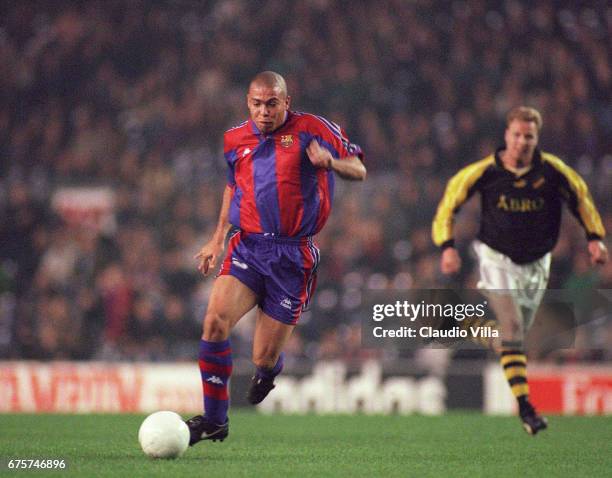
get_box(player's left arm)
[306,140,366,180]
[546,155,608,265]
[307,116,366,180]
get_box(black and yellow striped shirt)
[432,148,605,264]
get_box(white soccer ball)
[138,411,190,459]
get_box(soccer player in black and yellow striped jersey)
[432,106,608,435]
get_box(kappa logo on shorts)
[280,298,293,310]
[231,258,248,270]
[242,148,251,157]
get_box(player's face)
[504,120,539,167]
[247,84,290,134]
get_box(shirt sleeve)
[545,155,605,240]
[311,115,364,161]
[223,135,237,187]
[432,157,493,248]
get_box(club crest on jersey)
[513,179,527,188]
[280,135,294,148]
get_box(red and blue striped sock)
[198,339,232,425]
[256,352,284,381]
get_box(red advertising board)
[530,370,612,415]
[0,362,201,413]
[485,364,612,415]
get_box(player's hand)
[307,139,333,169]
[195,240,225,276]
[440,247,461,275]
[588,240,609,265]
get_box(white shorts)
[472,240,551,329]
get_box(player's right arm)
[195,185,234,276]
[196,127,243,275]
[432,156,493,274]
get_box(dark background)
[1,0,611,365]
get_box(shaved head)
[247,71,290,133]
[249,71,288,98]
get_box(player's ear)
[285,95,291,109]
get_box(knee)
[203,312,230,341]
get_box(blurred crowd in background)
[1,0,611,364]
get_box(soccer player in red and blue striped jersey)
[186,71,366,445]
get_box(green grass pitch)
[1,412,611,477]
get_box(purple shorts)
[218,231,320,325]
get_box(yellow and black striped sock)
[500,342,529,409]
[459,317,498,349]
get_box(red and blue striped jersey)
[224,111,363,237]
